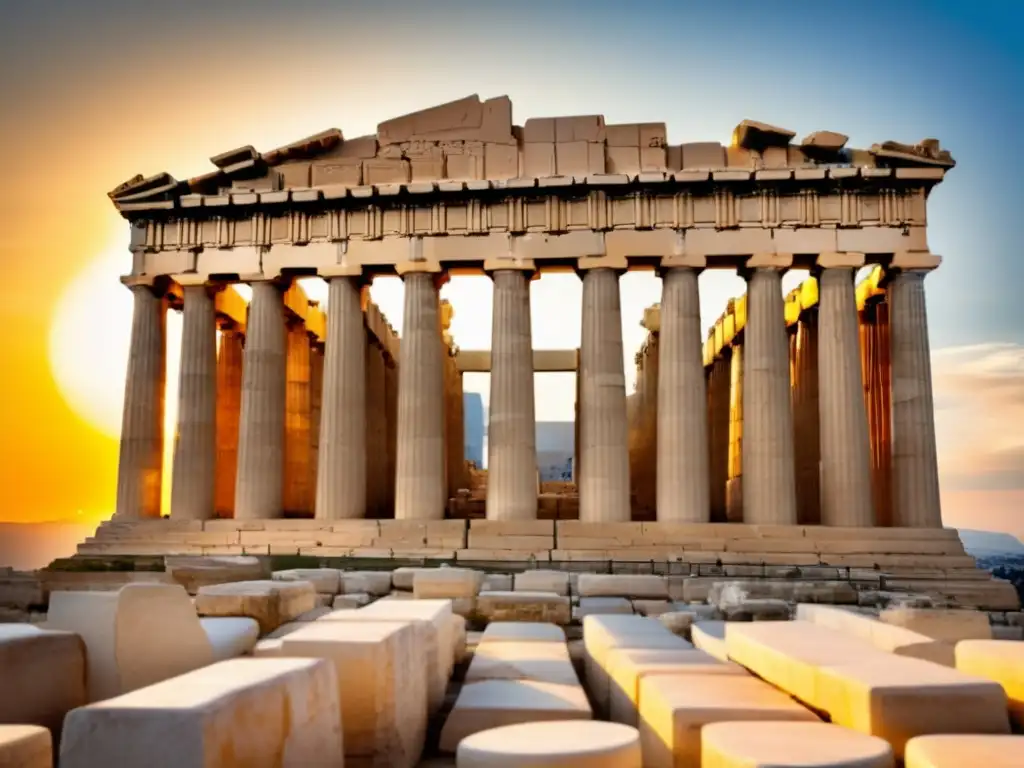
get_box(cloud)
[932,342,1024,491]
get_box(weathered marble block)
[412,568,483,599]
[955,639,1024,730]
[577,574,668,600]
[903,734,1024,768]
[164,555,267,595]
[195,580,316,634]
[480,622,566,645]
[439,680,592,753]
[0,626,85,745]
[690,620,729,662]
[577,597,633,619]
[272,620,428,768]
[475,591,571,625]
[456,720,642,768]
[0,725,52,768]
[514,570,570,596]
[701,721,894,768]
[638,673,818,767]
[59,658,343,768]
[272,568,341,595]
[332,592,371,609]
[880,607,992,643]
[466,641,579,686]
[341,571,393,596]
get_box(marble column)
[486,268,538,520]
[394,271,447,520]
[637,337,659,516]
[791,313,821,525]
[573,364,581,484]
[384,356,398,513]
[308,343,324,507]
[889,269,942,528]
[283,321,313,515]
[315,276,366,520]
[707,350,731,523]
[170,285,217,520]
[861,301,894,527]
[817,262,875,526]
[657,266,709,522]
[365,339,387,517]
[579,267,630,522]
[115,283,167,519]
[234,281,286,520]
[215,327,243,518]
[452,370,466,491]
[741,266,798,525]
[725,342,744,522]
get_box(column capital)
[738,252,792,280]
[317,264,369,281]
[482,258,537,277]
[120,273,172,297]
[888,251,942,273]
[814,251,866,271]
[575,254,628,276]
[656,253,706,276]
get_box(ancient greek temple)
[104,94,952,533]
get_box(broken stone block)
[801,130,849,153]
[681,142,726,169]
[0,725,51,768]
[476,591,571,625]
[480,622,566,645]
[522,118,555,143]
[272,568,341,595]
[555,115,606,143]
[638,672,817,766]
[0,626,86,747]
[632,600,672,617]
[721,598,791,622]
[438,680,592,753]
[522,143,556,177]
[732,119,796,150]
[293,607,333,622]
[577,575,668,600]
[455,720,641,767]
[482,573,513,592]
[955,640,1024,730]
[484,143,518,180]
[336,134,378,158]
[466,640,579,686]
[758,146,789,169]
[332,593,371,609]
[666,145,682,171]
[412,567,483,600]
[378,94,483,145]
[640,146,667,172]
[903,734,1024,768]
[879,607,992,643]
[639,123,667,148]
[577,597,633,619]
[701,721,894,768]
[195,580,316,634]
[275,621,428,767]
[391,567,428,591]
[726,145,757,168]
[606,146,641,175]
[451,613,468,665]
[164,556,267,595]
[514,570,569,596]
[992,625,1024,640]
[59,657,344,768]
[690,620,729,662]
[658,611,696,638]
[607,647,746,727]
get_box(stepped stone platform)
[61,519,1019,612]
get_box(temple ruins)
[1,95,1022,768]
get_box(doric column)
[308,342,324,506]
[861,300,894,527]
[741,257,798,525]
[315,275,366,520]
[283,320,313,515]
[573,361,581,484]
[657,266,710,523]
[578,265,630,522]
[817,254,875,526]
[453,370,466,491]
[725,341,744,522]
[170,284,218,520]
[365,338,387,516]
[636,331,659,516]
[888,254,943,528]
[707,350,731,523]
[234,280,287,520]
[384,354,398,512]
[115,282,167,519]
[394,270,447,520]
[486,268,538,520]
[215,327,243,518]
[791,311,821,525]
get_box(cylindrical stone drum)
[456,720,642,767]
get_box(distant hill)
[0,522,97,571]
[957,528,1024,557]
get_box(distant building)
[536,421,574,481]
[463,392,484,466]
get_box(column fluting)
[214,328,243,518]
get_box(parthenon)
[89,92,957,551]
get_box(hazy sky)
[1,0,1021,535]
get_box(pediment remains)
[108,94,956,210]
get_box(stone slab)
[59,657,343,768]
[903,734,1024,768]
[701,721,894,768]
[880,607,992,643]
[955,639,1024,730]
[272,568,341,595]
[438,680,592,753]
[514,570,570,596]
[412,568,483,599]
[195,580,317,634]
[606,647,747,727]
[480,622,566,645]
[0,725,51,768]
[637,672,818,767]
[332,592,371,609]
[466,641,579,686]
[690,620,729,662]
[0,626,86,744]
[274,620,427,767]
[577,597,634,619]
[164,555,267,594]
[476,591,571,625]
[342,571,393,596]
[455,720,642,767]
